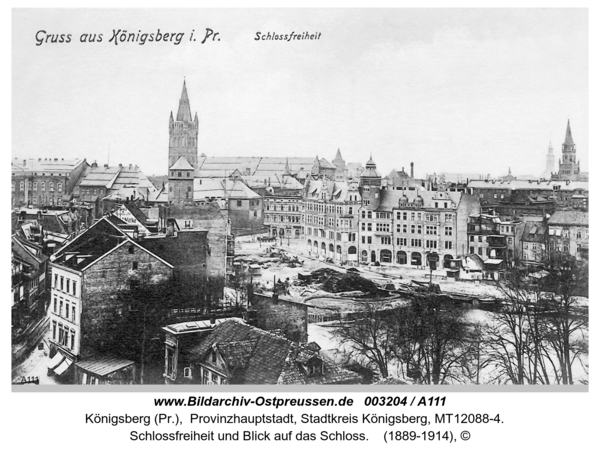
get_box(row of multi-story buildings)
[12,79,589,386]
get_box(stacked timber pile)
[311,268,379,295]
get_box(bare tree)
[333,302,396,378]
[395,296,474,385]
[484,253,588,385]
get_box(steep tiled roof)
[521,221,547,243]
[548,210,588,226]
[188,320,361,385]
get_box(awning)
[47,352,65,370]
[53,357,73,376]
[484,259,504,265]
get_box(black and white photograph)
[11,8,589,388]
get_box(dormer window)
[305,361,324,376]
[183,367,192,379]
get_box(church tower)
[542,142,554,179]
[332,148,347,181]
[556,120,580,180]
[168,80,198,204]
[359,155,382,210]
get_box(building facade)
[48,217,174,380]
[11,158,88,209]
[547,210,589,261]
[304,178,361,263]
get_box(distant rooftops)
[468,179,588,191]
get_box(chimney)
[119,163,123,169]
[129,164,132,169]
[23,159,26,166]
[104,164,109,168]
[410,162,414,178]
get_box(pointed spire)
[366,153,376,167]
[176,79,192,122]
[284,158,291,175]
[169,111,174,122]
[564,119,574,146]
[334,148,343,160]
[508,167,512,175]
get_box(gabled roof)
[188,320,360,385]
[169,157,194,171]
[53,216,173,271]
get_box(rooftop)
[188,319,361,385]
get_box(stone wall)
[250,293,307,343]
[80,243,172,357]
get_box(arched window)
[397,251,407,265]
[444,254,453,269]
[411,252,422,266]
[380,249,392,263]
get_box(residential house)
[547,210,589,261]
[520,221,547,263]
[47,217,174,381]
[183,319,362,385]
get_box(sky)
[12,8,588,178]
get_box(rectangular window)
[445,226,453,236]
[71,331,75,350]
[367,237,372,244]
[403,212,407,220]
[59,300,63,317]
[132,261,138,270]
[52,321,57,340]
[72,281,77,296]
[381,237,391,245]
[60,277,64,291]
[66,279,70,293]
[53,298,57,313]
